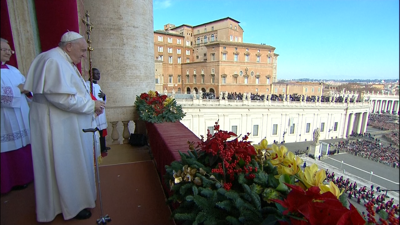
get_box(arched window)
[209,88,215,93]
[186,87,191,94]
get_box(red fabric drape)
[0,0,18,67]
[34,0,82,71]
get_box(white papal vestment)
[24,47,98,222]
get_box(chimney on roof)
[164,23,176,31]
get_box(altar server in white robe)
[24,31,105,222]
[0,38,34,194]
[86,67,109,153]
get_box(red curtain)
[0,0,18,67]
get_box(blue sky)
[153,0,399,80]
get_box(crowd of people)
[334,139,399,168]
[368,114,399,131]
[325,170,399,217]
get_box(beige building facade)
[154,17,279,97]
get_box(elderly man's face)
[66,38,88,65]
[1,41,13,63]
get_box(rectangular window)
[186,40,190,46]
[334,122,338,131]
[168,37,172,43]
[222,53,227,61]
[158,36,163,41]
[168,75,173,83]
[253,125,259,136]
[177,49,181,54]
[268,57,271,63]
[230,35,233,41]
[168,48,173,53]
[211,53,215,61]
[211,76,215,83]
[274,88,277,93]
[232,125,238,134]
[244,77,248,84]
[177,39,182,44]
[157,55,163,61]
[168,56,173,64]
[290,123,295,134]
[222,77,226,84]
[177,75,181,83]
[257,56,260,62]
[186,58,190,63]
[272,124,278,135]
[245,55,249,62]
[321,122,325,132]
[177,57,181,64]
[155,78,159,84]
[186,75,189,83]
[235,36,238,42]
[186,50,190,55]
[234,55,238,62]
[158,46,163,52]
[306,123,311,133]
[256,77,259,84]
[201,76,204,84]
[193,75,196,84]
[282,88,285,93]
[207,126,214,134]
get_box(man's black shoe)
[12,184,28,191]
[74,209,91,220]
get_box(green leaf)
[378,208,389,220]
[279,174,292,185]
[186,195,194,201]
[226,216,241,225]
[193,194,210,210]
[237,173,246,184]
[195,211,207,224]
[216,200,232,211]
[192,185,199,195]
[254,172,268,184]
[276,182,288,192]
[338,192,349,209]
[199,187,214,197]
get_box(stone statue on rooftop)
[313,128,320,145]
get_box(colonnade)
[345,111,369,137]
[370,99,399,114]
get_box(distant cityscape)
[281,78,399,83]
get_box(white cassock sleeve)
[1,85,22,108]
[43,93,94,114]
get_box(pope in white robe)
[24,32,104,222]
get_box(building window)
[223,46,226,50]
[211,34,214,41]
[312,88,314,93]
[207,126,214,134]
[193,75,196,84]
[234,55,238,62]
[168,75,173,83]
[211,53,215,61]
[253,125,259,136]
[158,46,163,52]
[211,26,214,31]
[158,36,163,41]
[245,55,249,62]
[290,123,295,134]
[321,122,325,132]
[235,36,238,42]
[274,88,277,93]
[211,76,215,83]
[177,57,181,64]
[257,56,260,62]
[244,77,248,84]
[177,49,181,54]
[168,48,172,53]
[186,50,190,55]
[177,75,181,83]
[256,77,259,84]
[204,36,208,43]
[177,39,182,44]
[305,88,308,92]
[186,40,190,46]
[306,123,311,133]
[268,57,271,63]
[334,122,338,131]
[168,37,172,43]
[232,125,237,134]
[201,76,204,83]
[196,37,200,44]
[186,75,189,83]
[155,78,159,84]
[222,53,227,61]
[157,55,163,61]
[168,56,173,64]
[267,78,270,84]
[222,77,226,84]
[230,35,233,41]
[282,88,285,93]
[186,58,190,63]
[234,77,238,84]
[272,124,278,135]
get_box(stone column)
[396,101,399,115]
[356,113,362,134]
[347,113,354,137]
[83,0,154,127]
[362,112,369,134]
[377,100,381,114]
[389,100,394,114]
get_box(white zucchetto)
[60,31,83,42]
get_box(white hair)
[58,38,84,48]
[1,38,9,43]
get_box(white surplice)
[24,47,98,222]
[1,64,30,152]
[86,81,108,130]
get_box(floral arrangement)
[134,90,185,123]
[164,121,384,225]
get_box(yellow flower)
[268,144,287,165]
[298,163,326,188]
[148,90,156,98]
[320,181,344,199]
[163,97,173,106]
[277,152,302,176]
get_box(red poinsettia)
[272,183,365,225]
